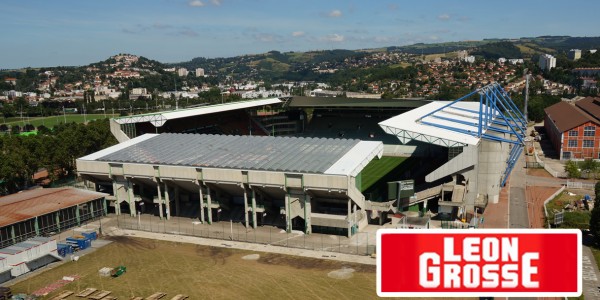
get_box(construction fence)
[111,213,377,256]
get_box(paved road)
[582,246,600,300]
[510,152,530,229]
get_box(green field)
[9,237,378,299]
[359,156,407,192]
[1,114,117,128]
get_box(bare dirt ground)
[526,168,554,178]
[526,186,561,229]
[10,236,383,299]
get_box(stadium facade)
[77,84,526,235]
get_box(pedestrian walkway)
[103,226,377,265]
[481,178,510,229]
[582,246,600,299]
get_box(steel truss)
[416,82,526,186]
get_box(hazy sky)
[2,0,599,69]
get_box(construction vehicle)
[110,266,126,278]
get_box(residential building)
[590,49,597,54]
[544,97,600,160]
[131,88,147,95]
[177,68,189,77]
[539,54,556,71]
[462,56,476,63]
[5,90,22,98]
[196,68,205,77]
[568,49,582,61]
[3,78,16,85]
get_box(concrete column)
[251,189,257,229]
[11,226,16,243]
[206,186,213,224]
[353,203,357,228]
[127,180,136,217]
[55,212,61,231]
[175,185,180,217]
[198,184,205,223]
[75,204,81,226]
[347,199,352,237]
[243,187,249,228]
[34,217,40,236]
[285,192,290,233]
[103,197,108,215]
[157,182,163,220]
[113,181,121,216]
[164,182,171,220]
[304,193,311,234]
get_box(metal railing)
[566,180,596,190]
[112,214,376,256]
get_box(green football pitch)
[359,156,408,192]
[1,114,117,128]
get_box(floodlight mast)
[524,71,530,123]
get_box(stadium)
[76,82,526,237]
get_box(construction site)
[0,82,526,299]
[77,82,526,234]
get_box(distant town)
[1,37,599,126]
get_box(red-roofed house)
[544,97,600,160]
[3,78,16,85]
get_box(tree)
[581,159,599,179]
[590,202,600,246]
[564,160,581,178]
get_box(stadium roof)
[0,188,106,227]
[289,96,429,108]
[81,133,383,177]
[379,101,496,147]
[114,98,282,127]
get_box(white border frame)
[376,228,582,298]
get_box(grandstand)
[79,84,525,234]
[77,133,382,236]
[110,98,282,142]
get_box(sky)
[1,0,599,69]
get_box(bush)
[560,211,590,230]
[591,204,600,246]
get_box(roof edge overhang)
[113,98,283,127]
[324,141,384,177]
[79,134,159,161]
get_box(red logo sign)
[377,229,581,297]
